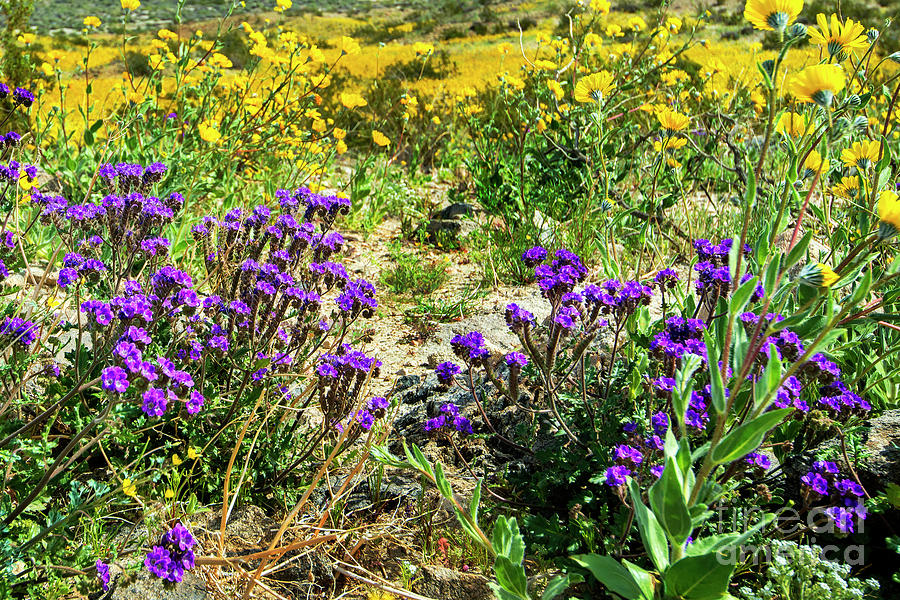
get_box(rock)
[782,409,900,497]
[2,266,58,290]
[415,565,495,600]
[856,409,900,487]
[267,548,334,596]
[106,568,209,600]
[415,202,479,245]
[204,504,278,551]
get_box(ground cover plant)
[1,0,900,598]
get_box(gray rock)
[415,565,495,600]
[106,568,208,600]
[415,202,479,245]
[856,409,900,486]
[204,504,278,551]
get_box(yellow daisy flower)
[656,107,690,132]
[877,190,900,238]
[788,64,845,107]
[340,92,367,109]
[832,175,863,199]
[574,71,614,104]
[797,263,840,288]
[83,16,102,28]
[372,130,390,147]
[775,112,808,138]
[802,150,829,177]
[121,0,140,10]
[743,0,803,32]
[841,140,881,170]
[198,122,222,144]
[808,13,867,58]
[122,478,137,497]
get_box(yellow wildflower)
[789,64,845,107]
[372,130,391,147]
[590,0,610,15]
[172,454,183,466]
[122,478,137,497]
[574,71,615,103]
[808,13,867,58]
[340,92,367,109]
[83,16,102,28]
[743,0,803,32]
[877,190,900,238]
[121,0,140,10]
[340,36,360,55]
[775,112,808,138]
[841,140,881,170]
[414,42,434,57]
[547,80,564,101]
[17,33,34,45]
[657,107,690,132]
[275,0,291,11]
[187,447,200,460]
[198,121,222,144]
[165,488,175,500]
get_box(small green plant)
[381,242,449,297]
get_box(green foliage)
[381,241,449,297]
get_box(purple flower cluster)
[275,187,351,226]
[650,316,706,365]
[98,162,168,194]
[739,312,870,419]
[589,279,653,323]
[316,344,382,421]
[424,402,473,435]
[603,421,666,488]
[354,396,389,431]
[801,461,866,533]
[450,331,490,364]
[101,337,202,417]
[504,303,535,333]
[0,316,38,348]
[145,523,196,582]
[0,159,37,184]
[524,247,588,300]
[435,361,462,385]
[95,559,111,591]
[58,252,107,288]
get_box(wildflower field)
[2,0,900,597]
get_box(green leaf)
[729,275,759,317]
[494,555,529,599]
[753,344,782,409]
[541,574,582,600]
[573,554,645,600]
[622,560,656,600]
[686,513,775,557]
[649,457,692,545]
[492,516,525,565]
[470,479,482,524]
[434,461,454,501]
[664,552,734,600]
[703,330,726,415]
[710,409,792,465]
[784,232,812,271]
[628,479,669,571]
[673,354,702,431]
[846,268,872,307]
[369,445,410,469]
